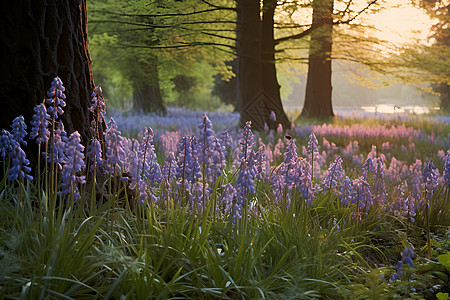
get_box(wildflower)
[0,129,13,158]
[219,130,233,157]
[362,158,374,180]
[208,137,226,183]
[8,142,33,182]
[307,132,319,180]
[390,245,415,281]
[197,114,216,166]
[30,104,51,144]
[322,156,344,192]
[238,121,255,161]
[221,183,240,218]
[235,159,256,204]
[162,152,177,181]
[351,176,373,212]
[270,111,276,122]
[372,158,386,206]
[11,116,28,146]
[47,121,68,168]
[86,138,102,170]
[339,176,353,206]
[443,150,450,187]
[89,85,106,138]
[296,158,314,205]
[46,77,66,119]
[422,160,439,202]
[104,117,126,174]
[60,131,86,199]
[254,145,269,180]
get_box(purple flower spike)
[87,138,102,170]
[8,142,33,182]
[270,111,276,122]
[422,160,439,203]
[443,150,450,186]
[197,114,216,166]
[362,158,374,180]
[372,158,386,206]
[46,77,66,119]
[351,176,373,211]
[235,159,256,205]
[104,117,126,174]
[89,85,106,137]
[30,104,51,144]
[0,129,13,158]
[239,121,255,161]
[11,116,28,146]
[60,131,86,199]
[339,176,353,206]
[47,121,68,168]
[162,152,177,181]
[322,156,344,192]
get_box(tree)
[301,0,334,118]
[0,0,94,143]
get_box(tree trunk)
[236,0,291,131]
[261,0,291,130]
[0,0,94,143]
[132,57,166,114]
[300,0,334,119]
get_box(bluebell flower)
[8,142,33,182]
[339,176,353,206]
[104,117,126,174]
[46,77,66,119]
[47,121,68,169]
[254,145,269,180]
[60,131,86,199]
[162,152,177,181]
[351,176,373,211]
[87,138,102,170]
[0,129,13,158]
[235,159,256,205]
[208,137,226,183]
[196,114,216,167]
[221,183,241,219]
[89,85,106,138]
[372,158,386,206]
[11,116,28,146]
[390,245,415,281]
[362,158,374,180]
[295,157,314,205]
[30,104,51,144]
[219,130,233,157]
[238,121,255,161]
[443,150,450,187]
[322,156,344,192]
[422,160,439,204]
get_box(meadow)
[0,78,449,299]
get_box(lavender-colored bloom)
[351,176,373,211]
[47,121,68,168]
[11,116,27,146]
[197,114,216,166]
[219,130,233,157]
[0,129,13,158]
[104,117,126,174]
[60,131,86,199]
[270,111,276,122]
[372,158,386,206]
[422,160,439,204]
[46,77,66,119]
[444,150,450,186]
[208,137,226,182]
[191,181,206,210]
[221,183,241,218]
[296,158,314,205]
[239,121,255,161]
[390,245,415,281]
[8,142,33,182]
[30,104,51,144]
[162,152,177,181]
[89,85,106,137]
[362,158,374,180]
[339,176,353,206]
[306,132,319,158]
[235,159,256,204]
[254,144,269,180]
[87,138,102,170]
[322,156,344,192]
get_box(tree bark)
[132,57,166,114]
[300,0,335,119]
[0,0,94,143]
[236,0,291,131]
[261,0,291,130]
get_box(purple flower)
[362,158,374,180]
[0,129,13,158]
[60,131,85,199]
[444,150,450,186]
[270,111,276,122]
[339,176,353,206]
[221,183,240,219]
[8,142,33,182]
[235,159,256,205]
[30,104,51,144]
[11,116,28,146]
[104,117,126,174]
[46,77,66,119]
[238,121,255,161]
[254,145,269,180]
[90,85,106,138]
[162,152,177,181]
[47,121,68,168]
[295,158,314,205]
[372,158,386,206]
[87,138,102,170]
[322,156,344,192]
[390,245,415,281]
[208,137,226,183]
[351,176,373,211]
[196,114,216,166]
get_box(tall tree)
[301,0,334,118]
[0,0,94,142]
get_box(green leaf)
[437,252,450,272]
[436,292,449,300]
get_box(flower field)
[1,78,449,299]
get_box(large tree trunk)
[300,0,334,119]
[132,57,166,114]
[236,0,265,130]
[0,0,94,143]
[261,0,291,130]
[236,0,291,131]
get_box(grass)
[1,111,450,299]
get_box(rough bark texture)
[300,0,335,119]
[236,0,291,131]
[0,0,94,143]
[261,0,291,130]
